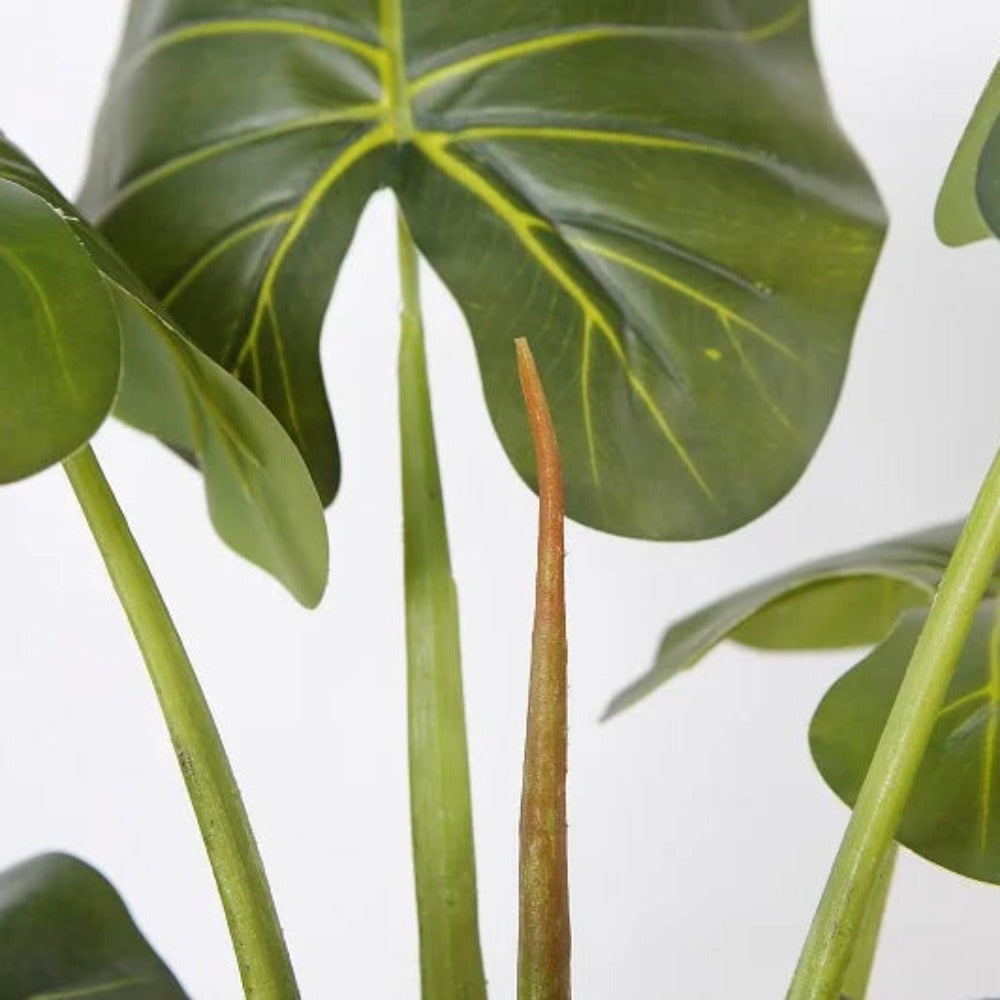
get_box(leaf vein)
[570,236,802,364]
[233,123,394,369]
[100,105,385,219]
[416,135,715,502]
[129,17,384,69]
[409,5,805,95]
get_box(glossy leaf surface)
[606,523,960,716]
[0,853,188,999]
[811,603,1000,884]
[1,135,327,605]
[936,61,1000,244]
[82,0,885,539]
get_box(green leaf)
[605,522,960,717]
[0,134,328,606]
[0,180,120,483]
[978,107,1000,237]
[810,602,1000,885]
[80,0,885,540]
[935,61,1000,245]
[0,853,188,999]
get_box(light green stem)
[397,210,487,1000]
[63,445,298,1000]
[788,444,1000,999]
[838,845,896,1000]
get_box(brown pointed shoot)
[515,337,570,1000]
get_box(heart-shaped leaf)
[81,0,885,539]
[936,61,1000,244]
[605,522,962,716]
[1,134,328,606]
[0,852,188,999]
[810,602,1000,884]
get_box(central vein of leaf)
[380,0,413,142]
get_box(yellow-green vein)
[581,317,599,484]
[161,210,295,308]
[719,315,794,430]
[745,2,806,41]
[268,299,306,449]
[438,124,785,175]
[980,610,1000,855]
[416,134,715,501]
[234,123,394,369]
[133,17,385,68]
[571,236,803,364]
[409,5,805,97]
[100,105,385,219]
[378,0,414,140]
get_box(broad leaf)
[0,852,188,998]
[0,179,120,482]
[936,61,1000,245]
[605,523,961,716]
[811,603,1000,884]
[1,135,328,606]
[81,0,885,539]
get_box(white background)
[1,2,999,997]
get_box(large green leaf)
[605,522,962,716]
[810,603,1000,884]
[936,61,1000,245]
[81,0,885,539]
[0,179,120,483]
[0,853,188,998]
[0,134,328,606]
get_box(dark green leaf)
[978,109,1000,237]
[605,523,961,717]
[810,602,1000,884]
[935,61,1000,245]
[81,0,885,539]
[0,853,188,999]
[0,180,120,483]
[0,135,328,606]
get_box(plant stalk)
[515,339,571,1000]
[396,209,487,1000]
[838,845,896,1000]
[788,444,1000,999]
[63,444,298,1000]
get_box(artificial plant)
[0,133,331,995]
[1,0,923,996]
[608,58,1000,998]
[75,1,884,991]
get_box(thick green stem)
[63,445,298,1000]
[397,210,487,1000]
[788,444,1000,999]
[838,845,896,1000]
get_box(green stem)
[397,209,487,1000]
[788,444,1000,1000]
[838,845,896,1000]
[63,445,298,1000]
